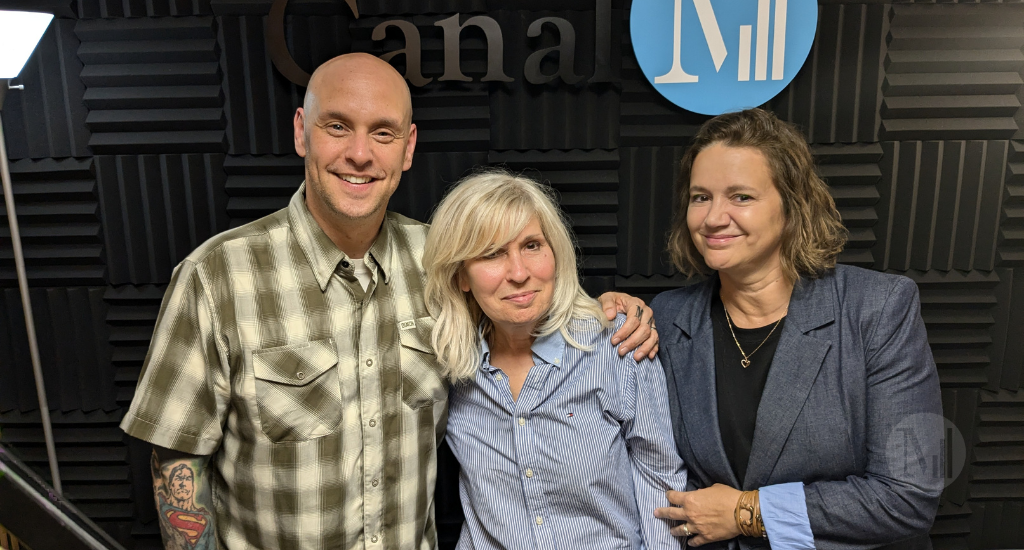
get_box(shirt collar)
[287,182,393,291]
[366,216,393,284]
[478,328,567,371]
[531,330,566,367]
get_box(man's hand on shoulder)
[151,446,217,550]
[597,292,658,360]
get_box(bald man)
[122,54,656,550]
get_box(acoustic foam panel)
[882,5,1024,141]
[390,151,489,222]
[78,0,214,17]
[76,16,226,153]
[223,154,304,225]
[0,158,103,287]
[1000,141,1024,265]
[617,145,682,278]
[875,141,1006,273]
[814,143,884,267]
[103,284,163,406]
[0,287,114,414]
[769,3,886,144]
[95,154,228,285]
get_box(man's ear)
[294,107,307,157]
[402,123,417,171]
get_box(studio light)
[0,8,62,495]
[0,10,54,79]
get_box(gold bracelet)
[734,490,767,538]
[733,493,746,535]
[734,491,756,537]
[753,490,766,539]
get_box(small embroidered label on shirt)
[399,320,416,330]
[566,412,574,418]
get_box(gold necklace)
[722,304,783,368]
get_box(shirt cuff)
[759,482,815,550]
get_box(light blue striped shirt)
[446,315,688,550]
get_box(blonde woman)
[423,170,687,550]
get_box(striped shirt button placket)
[516,367,556,549]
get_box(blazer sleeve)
[802,276,944,548]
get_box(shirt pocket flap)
[398,316,436,355]
[252,338,338,387]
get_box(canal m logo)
[630,0,817,115]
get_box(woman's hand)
[597,292,658,360]
[654,483,743,546]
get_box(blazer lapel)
[665,279,740,489]
[743,276,835,490]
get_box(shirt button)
[366,359,373,367]
[518,417,526,426]
[342,261,350,269]
[495,374,502,381]
[371,479,379,487]
[525,468,533,478]
[296,371,305,380]
[368,419,376,427]
[371,535,378,543]
[536,516,543,525]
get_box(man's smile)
[339,173,376,184]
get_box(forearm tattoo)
[150,449,216,550]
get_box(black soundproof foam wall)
[0,1,1021,548]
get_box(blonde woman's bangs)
[472,200,534,259]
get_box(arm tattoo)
[151,449,216,550]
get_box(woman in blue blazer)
[650,109,944,550]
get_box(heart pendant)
[740,358,751,368]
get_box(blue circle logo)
[630,0,818,115]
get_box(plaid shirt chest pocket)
[398,316,446,409]
[250,338,343,442]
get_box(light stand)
[0,9,62,496]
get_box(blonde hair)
[423,169,607,382]
[668,108,847,281]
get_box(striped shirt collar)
[479,327,567,370]
[288,182,393,291]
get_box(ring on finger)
[682,523,691,537]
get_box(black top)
[711,291,786,486]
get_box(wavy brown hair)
[667,108,847,281]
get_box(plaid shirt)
[121,184,447,550]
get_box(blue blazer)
[651,265,943,550]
